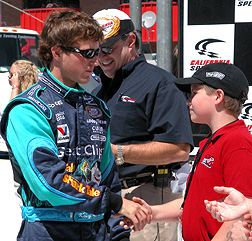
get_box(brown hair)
[38,10,104,67]
[13,60,39,92]
[203,84,247,117]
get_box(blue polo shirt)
[93,55,194,179]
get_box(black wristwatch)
[116,145,124,165]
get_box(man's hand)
[226,221,250,241]
[242,214,252,240]
[204,186,250,222]
[114,197,152,232]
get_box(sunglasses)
[60,46,100,59]
[100,46,115,55]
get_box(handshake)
[115,197,152,232]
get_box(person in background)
[205,186,252,240]
[46,1,60,8]
[172,45,178,78]
[119,62,252,240]
[92,9,193,241]
[0,10,151,241]
[20,39,31,60]
[8,60,39,101]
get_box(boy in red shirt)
[120,62,252,240]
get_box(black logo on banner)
[195,38,225,58]
[240,103,252,122]
[237,1,252,7]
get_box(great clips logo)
[57,124,70,143]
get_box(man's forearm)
[112,141,191,165]
[212,221,242,241]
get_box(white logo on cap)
[206,71,225,80]
[96,16,121,40]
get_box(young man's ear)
[51,46,63,60]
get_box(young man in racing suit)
[0,10,150,241]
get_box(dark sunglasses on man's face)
[60,46,100,59]
[100,46,114,55]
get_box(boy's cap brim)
[174,77,204,93]
[174,62,249,101]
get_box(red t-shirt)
[182,120,252,241]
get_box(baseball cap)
[93,9,135,47]
[174,62,249,102]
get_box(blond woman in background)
[8,60,39,101]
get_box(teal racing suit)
[0,69,129,241]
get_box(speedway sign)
[180,0,252,145]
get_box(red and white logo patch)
[201,154,215,168]
[96,16,121,39]
[121,95,136,103]
[57,124,70,143]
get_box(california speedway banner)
[180,0,252,147]
[181,0,252,84]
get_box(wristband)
[11,85,18,89]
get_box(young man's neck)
[209,115,238,133]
